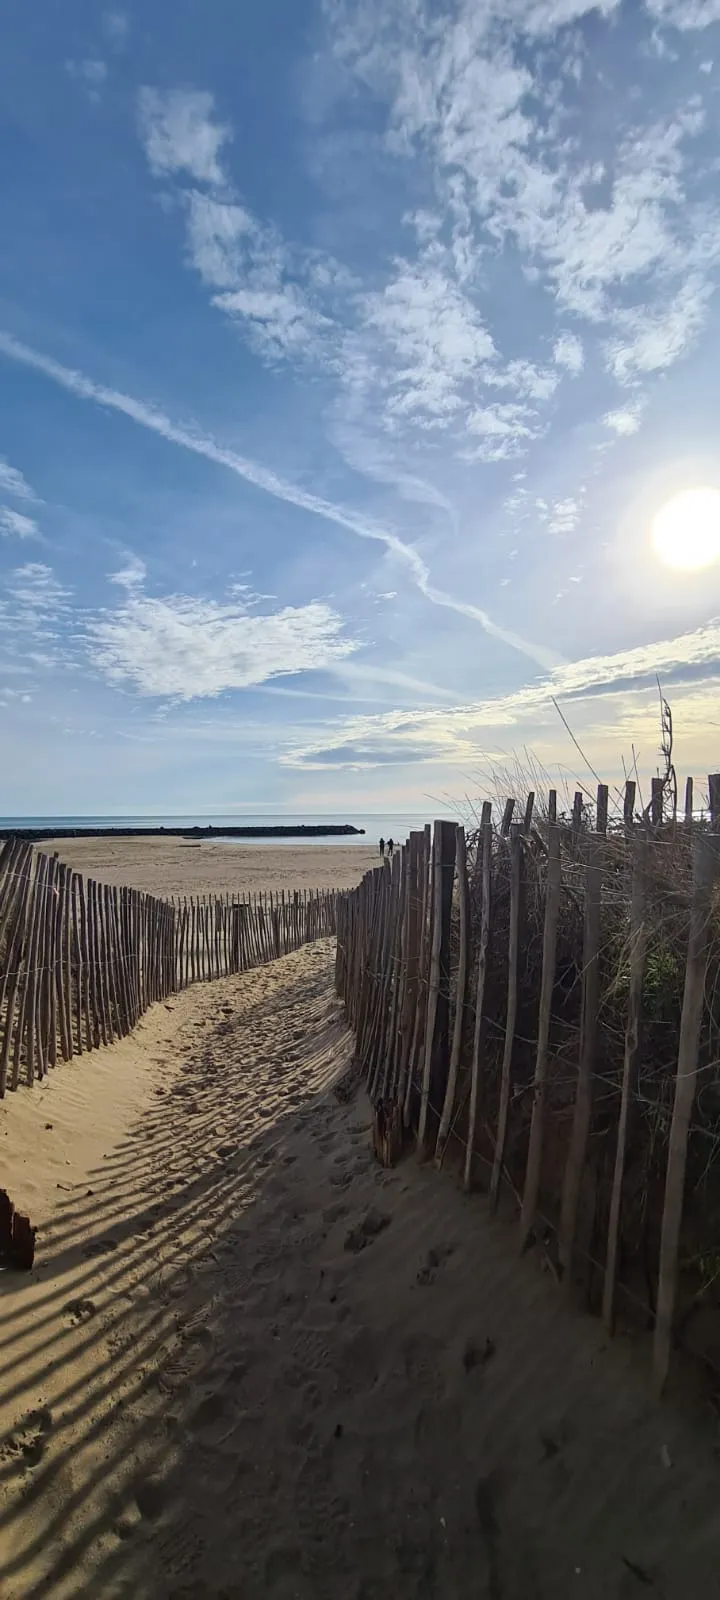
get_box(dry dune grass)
[0,941,719,1598]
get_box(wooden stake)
[417,820,456,1156]
[596,784,608,837]
[436,824,469,1165]
[603,838,648,1331]
[520,822,561,1246]
[464,805,492,1192]
[559,833,602,1281]
[653,830,720,1391]
[490,824,523,1212]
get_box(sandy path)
[1,943,719,1598]
[40,837,377,897]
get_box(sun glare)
[651,487,720,572]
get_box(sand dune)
[41,836,378,898]
[1,941,719,1598]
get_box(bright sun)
[651,487,720,572]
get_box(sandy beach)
[41,836,379,898]
[1,939,719,1598]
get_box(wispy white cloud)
[0,329,558,671]
[645,0,720,29]
[89,578,357,700]
[543,496,581,534]
[361,258,495,422]
[553,332,584,374]
[606,275,713,384]
[326,1,720,422]
[465,402,536,461]
[66,58,107,101]
[110,555,146,589]
[603,403,644,436]
[186,192,334,360]
[0,507,38,538]
[138,88,231,186]
[102,10,129,47]
[0,456,38,502]
[0,563,73,677]
[285,615,720,768]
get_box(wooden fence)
[0,838,336,1098]
[335,778,720,1392]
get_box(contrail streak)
[0,330,560,672]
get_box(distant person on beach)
[387,838,394,857]
[379,837,385,858]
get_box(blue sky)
[2,0,720,816]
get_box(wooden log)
[602,838,648,1331]
[501,798,515,836]
[653,830,720,1391]
[558,833,603,1281]
[523,792,535,834]
[436,825,470,1165]
[490,825,523,1211]
[684,776,694,829]
[548,790,557,824]
[651,776,664,827]
[520,822,562,1246]
[464,805,492,1192]
[417,821,457,1157]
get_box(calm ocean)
[0,812,446,847]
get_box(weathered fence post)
[490,823,523,1212]
[520,822,561,1246]
[464,804,492,1192]
[603,837,648,1331]
[709,773,720,830]
[417,820,456,1157]
[653,829,720,1391]
[436,824,469,1166]
[558,832,602,1281]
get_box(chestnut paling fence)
[0,837,337,1101]
[335,776,720,1391]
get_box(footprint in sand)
[343,1208,392,1254]
[189,1391,228,1437]
[2,1407,53,1471]
[134,1476,168,1520]
[82,1236,119,1258]
[65,1297,97,1324]
[416,1243,455,1287]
